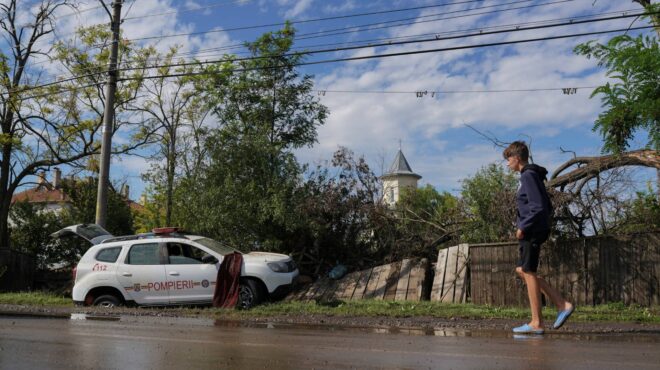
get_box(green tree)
[8,202,62,268]
[295,147,385,274]
[616,184,660,232]
[59,178,134,237]
[574,3,659,152]
[9,177,134,269]
[394,185,462,259]
[460,163,518,243]
[128,47,210,225]
[0,2,153,250]
[174,24,327,250]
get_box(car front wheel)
[238,280,263,309]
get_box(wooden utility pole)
[95,0,123,227]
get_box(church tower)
[380,149,421,206]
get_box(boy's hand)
[516,229,524,239]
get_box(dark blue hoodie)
[516,164,552,233]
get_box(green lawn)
[0,292,657,323]
[229,300,660,323]
[0,292,72,306]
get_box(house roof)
[12,183,145,212]
[127,199,145,212]
[381,150,421,179]
[11,185,70,204]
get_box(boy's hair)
[503,141,529,161]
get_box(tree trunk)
[0,110,14,249]
[165,128,176,226]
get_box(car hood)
[243,252,291,263]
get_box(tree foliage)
[10,177,133,269]
[128,46,209,225]
[460,163,518,243]
[574,4,660,153]
[295,147,386,273]
[171,24,327,253]
[0,1,154,249]
[393,185,463,260]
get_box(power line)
[99,0,578,70]
[122,0,485,27]
[311,86,598,95]
[4,16,652,99]
[124,0,545,42]
[8,21,649,103]
[122,8,640,65]
[117,26,653,82]
[115,13,650,74]
[123,0,253,21]
[121,10,649,70]
[129,0,572,58]
[295,0,571,41]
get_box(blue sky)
[16,0,659,198]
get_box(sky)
[11,0,659,199]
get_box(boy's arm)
[518,171,545,233]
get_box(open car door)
[50,224,114,245]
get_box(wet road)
[0,315,658,369]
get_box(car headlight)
[267,261,289,273]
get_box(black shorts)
[517,231,549,273]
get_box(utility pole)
[95,0,123,228]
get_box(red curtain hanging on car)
[212,252,243,308]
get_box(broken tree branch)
[548,149,659,189]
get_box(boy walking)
[503,141,574,334]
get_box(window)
[194,237,239,256]
[95,247,122,263]
[126,243,161,265]
[166,243,206,264]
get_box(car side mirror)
[202,254,218,264]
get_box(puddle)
[70,313,120,321]
[57,313,660,343]
[212,319,498,338]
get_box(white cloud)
[279,0,314,18]
[324,1,357,14]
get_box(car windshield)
[194,237,241,256]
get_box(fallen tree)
[548,149,660,192]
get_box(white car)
[52,224,298,309]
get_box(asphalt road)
[1,315,658,369]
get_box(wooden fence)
[0,248,35,292]
[470,233,660,306]
[287,258,429,302]
[430,244,469,303]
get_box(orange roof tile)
[11,186,70,204]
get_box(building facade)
[380,150,421,206]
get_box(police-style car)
[52,224,298,309]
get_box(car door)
[116,242,169,305]
[164,241,218,304]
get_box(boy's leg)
[537,277,572,311]
[517,267,543,328]
[516,233,545,328]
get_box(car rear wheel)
[238,280,263,309]
[92,294,122,308]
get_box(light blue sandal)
[512,323,544,335]
[553,306,575,329]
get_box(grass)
[224,300,660,323]
[0,292,72,307]
[0,292,657,323]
